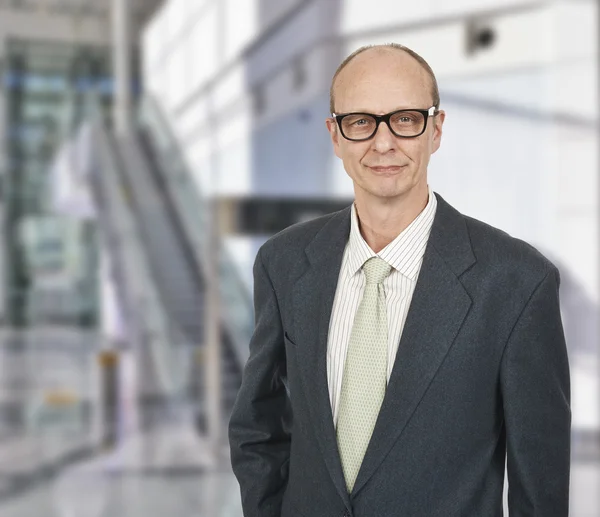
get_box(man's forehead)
[338,48,426,82]
[334,49,431,110]
[335,72,431,113]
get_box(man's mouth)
[367,165,406,172]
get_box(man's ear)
[325,118,342,159]
[431,110,445,154]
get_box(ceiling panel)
[0,0,164,25]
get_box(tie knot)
[362,257,392,284]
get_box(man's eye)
[353,118,369,126]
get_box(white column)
[112,0,132,135]
[0,35,7,322]
[205,110,223,461]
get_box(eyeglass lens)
[341,111,426,139]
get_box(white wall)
[143,0,339,197]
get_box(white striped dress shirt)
[327,185,438,427]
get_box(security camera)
[466,19,496,55]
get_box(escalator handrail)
[139,95,252,308]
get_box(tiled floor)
[0,425,242,517]
[0,468,242,517]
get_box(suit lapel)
[291,206,352,508]
[291,192,476,504]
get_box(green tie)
[336,256,392,493]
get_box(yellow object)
[98,350,119,367]
[44,390,78,406]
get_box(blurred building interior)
[0,0,597,515]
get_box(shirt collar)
[347,184,437,280]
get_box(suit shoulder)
[462,214,558,281]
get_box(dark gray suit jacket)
[228,191,571,517]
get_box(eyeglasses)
[332,106,439,141]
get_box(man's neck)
[354,186,429,254]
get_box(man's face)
[326,49,445,204]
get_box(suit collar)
[305,191,475,278]
[347,184,438,279]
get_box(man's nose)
[371,121,396,153]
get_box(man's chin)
[361,186,411,201]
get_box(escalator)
[93,99,253,429]
[112,134,205,348]
[117,132,243,427]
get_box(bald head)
[329,44,440,114]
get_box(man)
[228,43,571,517]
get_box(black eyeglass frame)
[332,106,439,141]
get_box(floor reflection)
[0,468,242,517]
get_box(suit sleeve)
[500,266,571,517]
[228,245,292,517]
